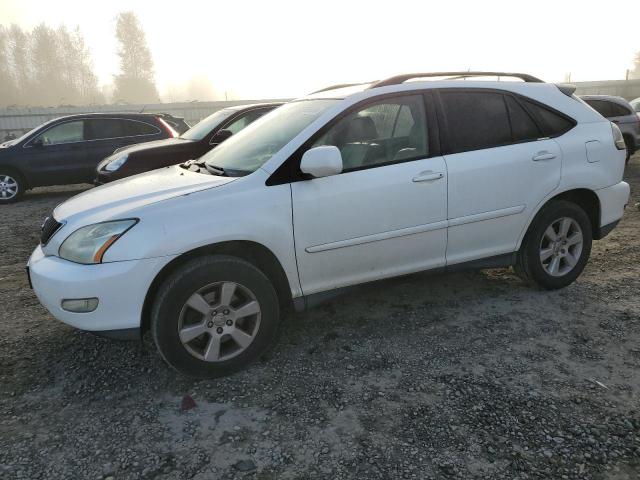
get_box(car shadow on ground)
[24,184,93,201]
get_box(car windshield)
[202,99,339,175]
[180,109,235,141]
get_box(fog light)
[61,298,99,313]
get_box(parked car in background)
[631,97,640,115]
[581,95,640,162]
[0,113,179,203]
[28,72,630,378]
[95,103,282,183]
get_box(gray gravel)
[1,155,639,479]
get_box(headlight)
[59,219,137,264]
[105,153,128,171]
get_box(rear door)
[83,118,162,181]
[24,119,89,185]
[437,89,570,265]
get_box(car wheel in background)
[0,171,25,204]
[515,200,592,290]
[151,255,280,378]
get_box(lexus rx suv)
[95,103,282,183]
[0,113,178,203]
[28,72,630,378]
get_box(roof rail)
[370,72,544,88]
[310,81,376,94]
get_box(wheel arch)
[140,241,294,334]
[518,188,601,249]
[0,165,28,189]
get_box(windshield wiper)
[205,164,228,176]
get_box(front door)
[25,120,88,186]
[291,94,448,295]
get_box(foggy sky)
[1,0,639,100]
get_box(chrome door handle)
[532,152,556,161]
[413,171,444,182]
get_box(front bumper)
[595,181,630,237]
[28,245,176,333]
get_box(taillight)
[158,118,179,138]
[611,122,626,150]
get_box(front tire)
[151,255,280,378]
[515,200,592,290]
[0,171,25,204]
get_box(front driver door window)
[27,121,88,185]
[312,97,428,171]
[290,94,448,295]
[35,121,84,145]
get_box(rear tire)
[0,171,25,204]
[151,255,280,378]
[515,200,592,290]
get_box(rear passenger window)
[440,91,511,153]
[86,119,125,140]
[86,119,159,140]
[505,96,542,142]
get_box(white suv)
[28,72,630,378]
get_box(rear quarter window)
[519,98,575,137]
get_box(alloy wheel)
[177,281,261,362]
[0,175,18,200]
[539,217,583,277]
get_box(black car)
[95,103,282,183]
[0,113,179,203]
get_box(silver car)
[581,95,640,162]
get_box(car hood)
[54,165,235,222]
[120,137,195,155]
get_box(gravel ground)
[1,155,639,480]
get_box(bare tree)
[0,23,102,107]
[112,11,159,104]
[0,26,18,106]
[7,24,31,103]
[72,27,104,104]
[31,23,66,105]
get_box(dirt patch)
[1,158,639,479]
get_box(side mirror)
[210,129,233,145]
[300,146,343,179]
[32,138,45,148]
